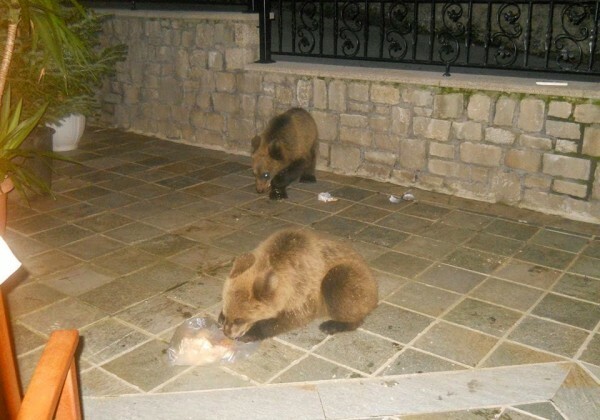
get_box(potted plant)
[6,3,126,151]
[1,0,107,233]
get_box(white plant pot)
[48,114,86,152]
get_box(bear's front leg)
[269,159,307,200]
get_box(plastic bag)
[167,317,259,366]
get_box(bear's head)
[251,135,286,194]
[219,252,285,339]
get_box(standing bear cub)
[251,108,318,200]
[219,229,378,341]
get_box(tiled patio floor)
[4,127,600,419]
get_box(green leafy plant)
[0,0,124,196]
[7,6,127,124]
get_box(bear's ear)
[251,135,261,154]
[268,141,284,161]
[253,270,278,301]
[229,253,256,278]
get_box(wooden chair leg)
[0,289,22,419]
[17,330,80,420]
[55,360,82,420]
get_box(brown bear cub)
[219,229,378,341]
[251,108,318,200]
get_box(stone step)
[83,361,600,419]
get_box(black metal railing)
[259,0,600,76]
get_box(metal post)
[258,0,275,63]
[247,0,258,14]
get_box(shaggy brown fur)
[251,108,318,200]
[219,229,378,341]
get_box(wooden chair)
[0,287,82,420]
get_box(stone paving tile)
[381,348,466,375]
[101,339,187,392]
[314,330,400,374]
[412,322,498,367]
[4,129,600,414]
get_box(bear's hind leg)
[299,142,317,183]
[319,261,378,335]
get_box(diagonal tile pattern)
[3,128,599,417]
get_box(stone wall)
[97,10,600,223]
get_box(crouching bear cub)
[251,108,318,200]
[219,229,378,341]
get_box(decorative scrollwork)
[338,1,363,57]
[296,1,319,54]
[561,4,591,41]
[554,35,583,71]
[497,3,522,38]
[387,31,408,60]
[389,2,411,34]
[490,33,518,66]
[442,1,465,37]
[385,1,411,60]
[437,32,460,64]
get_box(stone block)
[205,112,225,132]
[453,121,483,141]
[594,166,600,199]
[328,81,347,111]
[574,104,600,123]
[374,134,398,151]
[504,149,541,172]
[348,102,373,113]
[313,79,327,109]
[413,117,451,141]
[331,144,361,172]
[467,94,491,122]
[257,95,274,117]
[365,150,397,166]
[428,159,459,177]
[214,72,236,92]
[158,78,182,104]
[296,79,312,108]
[494,97,517,126]
[358,162,392,180]
[519,134,553,150]
[391,107,411,135]
[207,51,223,70]
[430,142,455,159]
[548,101,572,119]
[234,23,259,47]
[542,154,591,180]
[552,179,588,198]
[369,116,390,132]
[414,107,433,117]
[239,94,257,115]
[399,138,427,170]
[371,84,400,104]
[555,140,578,154]
[341,114,369,128]
[212,92,239,113]
[348,83,370,101]
[237,72,262,94]
[485,127,516,145]
[518,99,545,132]
[403,88,433,107]
[434,93,464,119]
[491,170,522,204]
[340,127,372,146]
[460,143,502,167]
[312,111,337,141]
[582,126,600,157]
[275,85,294,105]
[224,48,252,70]
[546,120,581,140]
[524,174,552,189]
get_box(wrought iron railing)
[258,0,600,76]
